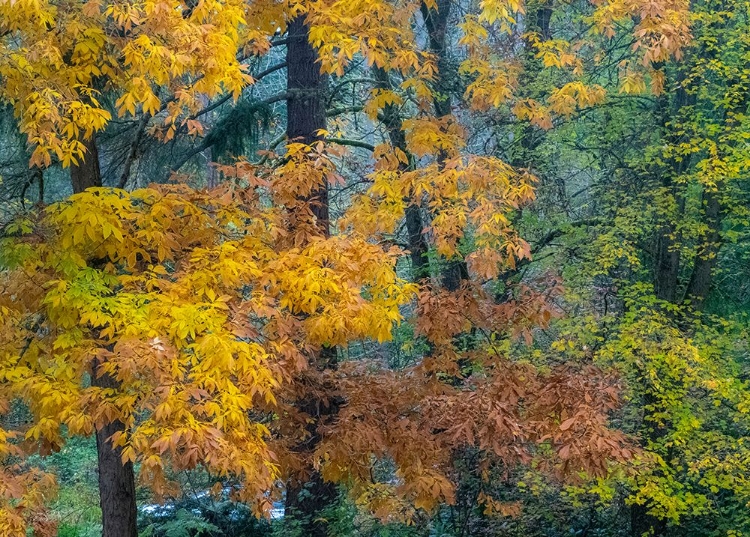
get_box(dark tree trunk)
[70,136,102,193]
[685,189,721,309]
[631,503,668,537]
[422,0,471,291]
[654,222,681,303]
[420,0,452,119]
[374,67,430,280]
[286,15,329,234]
[651,82,691,305]
[631,391,670,537]
[283,15,338,534]
[442,260,469,292]
[37,167,44,204]
[405,204,430,279]
[536,0,552,40]
[73,139,138,537]
[283,389,338,537]
[92,362,138,537]
[634,76,695,537]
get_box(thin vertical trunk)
[633,89,687,537]
[536,1,552,40]
[651,85,690,305]
[631,498,667,537]
[37,167,44,204]
[72,138,138,537]
[653,208,682,303]
[374,67,430,280]
[283,15,338,536]
[421,0,468,291]
[420,0,452,119]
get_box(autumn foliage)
[0,0,712,533]
[0,138,637,533]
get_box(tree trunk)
[651,83,691,305]
[631,502,668,537]
[283,389,338,537]
[685,189,721,309]
[405,204,430,279]
[283,15,339,534]
[286,15,329,233]
[421,0,470,291]
[73,139,138,537]
[92,362,138,537]
[70,136,102,193]
[654,221,681,303]
[373,66,430,280]
[420,0,452,119]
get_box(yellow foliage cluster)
[309,0,432,77]
[344,116,536,280]
[0,0,693,170]
[0,0,257,166]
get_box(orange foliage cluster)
[316,282,631,519]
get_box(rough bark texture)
[70,136,102,193]
[630,390,671,537]
[536,0,552,40]
[283,16,338,536]
[92,362,138,537]
[405,204,430,279]
[631,499,668,537]
[653,220,682,303]
[651,85,691,306]
[634,75,704,537]
[420,0,452,119]
[283,389,339,537]
[421,0,470,292]
[287,15,329,234]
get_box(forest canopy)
[1,0,749,536]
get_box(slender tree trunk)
[283,15,338,536]
[631,501,668,537]
[37,167,44,204]
[634,93,685,537]
[653,211,682,303]
[373,67,430,280]
[650,79,694,305]
[630,389,670,537]
[421,0,470,292]
[72,138,139,537]
[420,0,452,119]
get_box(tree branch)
[324,138,375,151]
[118,114,150,189]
